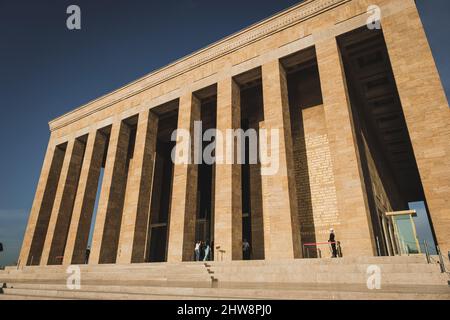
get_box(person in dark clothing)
[199,241,205,261]
[85,246,91,264]
[328,228,338,258]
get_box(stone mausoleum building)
[18,0,450,267]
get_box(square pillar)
[261,60,302,260]
[18,139,65,267]
[63,130,107,265]
[214,78,242,261]
[382,1,450,255]
[167,92,201,262]
[40,138,85,265]
[90,120,131,264]
[117,110,159,264]
[316,36,375,256]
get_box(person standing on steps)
[194,241,201,261]
[328,228,338,258]
[200,240,205,261]
[243,239,251,260]
[85,246,91,264]
[203,240,211,261]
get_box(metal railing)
[302,241,342,258]
[423,240,431,264]
[436,245,447,274]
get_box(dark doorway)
[145,101,178,262]
[194,86,217,260]
[237,68,265,260]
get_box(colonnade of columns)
[18,8,450,266]
[18,46,364,266]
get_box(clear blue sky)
[0,0,449,266]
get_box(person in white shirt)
[242,239,251,260]
[194,241,201,261]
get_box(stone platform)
[0,255,449,300]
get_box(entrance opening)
[145,100,178,262]
[338,27,437,256]
[236,68,265,260]
[27,142,67,266]
[194,85,217,261]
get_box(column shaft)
[63,130,107,265]
[382,1,450,255]
[117,110,159,264]
[167,92,200,262]
[40,138,85,265]
[214,78,242,261]
[18,140,65,266]
[316,37,375,256]
[261,60,301,260]
[90,121,131,264]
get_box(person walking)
[194,241,201,261]
[242,239,251,260]
[328,228,338,258]
[203,241,211,261]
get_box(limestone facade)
[18,0,450,266]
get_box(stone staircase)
[0,255,449,300]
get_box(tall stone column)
[117,110,159,264]
[18,138,65,267]
[167,92,201,262]
[382,1,450,255]
[63,130,107,265]
[90,120,131,264]
[214,78,242,261]
[40,138,86,265]
[316,36,375,256]
[261,60,301,260]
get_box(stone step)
[1,287,230,300]
[208,255,430,266]
[1,270,211,279]
[212,271,448,285]
[0,272,213,283]
[3,282,449,300]
[206,263,441,274]
[4,260,436,277]
[3,255,430,274]
[3,265,439,279]
[2,266,446,286]
[2,272,444,286]
[1,255,446,299]
[2,279,211,288]
[3,266,448,287]
[5,264,208,274]
[0,293,69,300]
